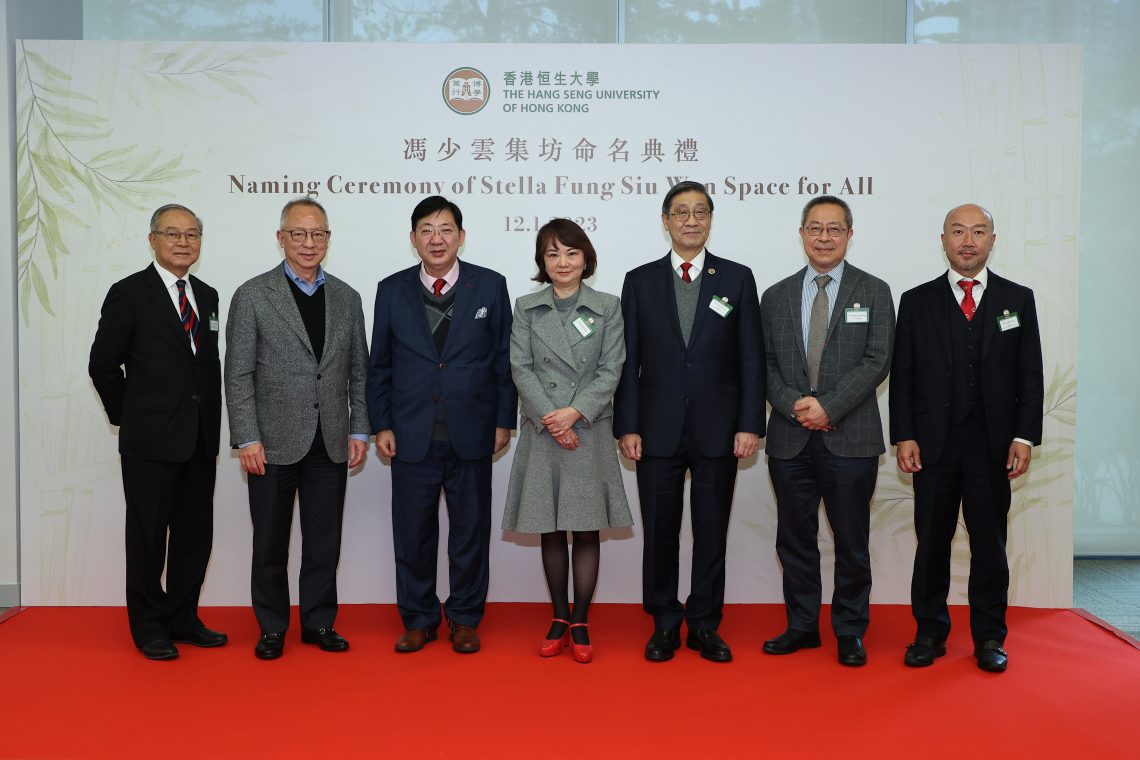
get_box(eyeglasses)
[669,209,711,221]
[416,226,459,238]
[284,229,330,243]
[154,230,202,243]
[803,224,848,238]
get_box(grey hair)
[150,204,203,233]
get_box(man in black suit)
[89,204,227,660]
[890,203,1044,673]
[614,181,765,663]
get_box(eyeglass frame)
[802,224,849,238]
[152,229,202,243]
[668,209,712,221]
[282,228,331,243]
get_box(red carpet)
[1,604,1137,759]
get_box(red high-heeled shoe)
[539,619,571,657]
[569,623,593,663]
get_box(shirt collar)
[420,259,460,292]
[154,262,187,290]
[670,249,706,278]
[805,259,845,286]
[947,266,988,290]
[283,260,326,288]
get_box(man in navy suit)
[89,204,227,660]
[890,204,1043,673]
[367,196,516,654]
[614,181,765,663]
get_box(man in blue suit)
[367,196,516,654]
[614,181,765,663]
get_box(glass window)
[84,0,326,41]
[624,0,905,43]
[345,0,617,42]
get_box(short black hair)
[661,181,714,216]
[800,195,852,229]
[532,218,598,284]
[411,195,464,231]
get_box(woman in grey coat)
[502,218,633,663]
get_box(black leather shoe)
[173,627,228,648]
[974,640,1008,673]
[644,628,681,662]
[763,629,822,655]
[139,639,178,660]
[686,628,733,663]
[837,635,867,666]
[301,627,349,652]
[903,636,947,667]
[254,632,284,660]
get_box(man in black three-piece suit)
[89,204,227,660]
[614,181,765,663]
[890,204,1044,673]
[760,196,894,667]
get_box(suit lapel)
[265,266,314,357]
[401,268,438,356]
[188,274,215,355]
[931,277,952,367]
[531,289,576,367]
[654,254,686,348]
[443,265,477,358]
[826,265,860,341]
[145,264,194,355]
[785,268,808,365]
[688,253,721,347]
[980,272,1002,361]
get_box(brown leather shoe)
[394,627,437,653]
[448,622,481,654]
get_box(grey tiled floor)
[1073,559,1140,638]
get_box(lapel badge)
[707,267,716,275]
[1003,309,1010,315]
[853,303,860,308]
[475,306,488,319]
[588,317,595,324]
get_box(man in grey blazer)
[760,196,894,666]
[225,197,370,660]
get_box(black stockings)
[541,530,600,644]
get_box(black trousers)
[248,427,347,634]
[768,432,877,637]
[390,440,491,631]
[636,428,739,632]
[911,414,1011,643]
[120,427,216,647]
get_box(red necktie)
[176,279,199,350]
[433,278,446,296]
[959,279,978,321]
[680,262,692,283]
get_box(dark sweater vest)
[948,286,987,424]
[286,273,326,363]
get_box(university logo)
[443,67,490,114]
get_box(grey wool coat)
[502,282,633,533]
[224,265,370,465]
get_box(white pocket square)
[475,307,488,319]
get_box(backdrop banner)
[15,41,1080,607]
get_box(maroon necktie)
[433,278,446,296]
[176,279,199,350]
[959,279,978,321]
[680,262,692,283]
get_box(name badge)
[844,306,869,324]
[709,296,733,318]
[997,311,1020,332]
[209,312,220,331]
[572,315,595,337]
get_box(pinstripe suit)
[761,262,894,636]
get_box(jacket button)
[313,403,319,409]
[570,382,576,388]
[544,357,551,363]
[549,382,557,388]
[439,362,446,369]
[317,373,322,380]
[191,394,199,402]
